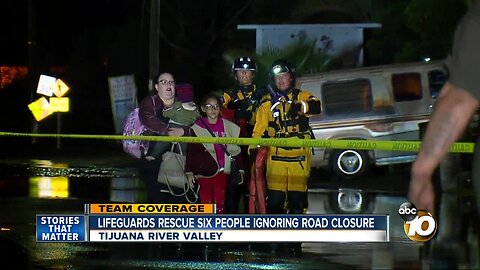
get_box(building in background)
[238,23,381,68]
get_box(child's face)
[201,98,221,120]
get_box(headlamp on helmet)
[232,57,256,72]
[270,60,295,77]
[270,59,297,87]
[272,64,290,76]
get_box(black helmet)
[270,59,296,82]
[232,57,256,72]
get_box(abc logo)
[398,202,437,242]
[398,202,417,221]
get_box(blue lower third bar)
[36,215,86,242]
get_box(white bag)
[157,143,198,202]
[158,143,188,190]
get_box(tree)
[398,0,468,62]
[365,0,468,64]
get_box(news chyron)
[398,202,437,242]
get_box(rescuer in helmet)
[250,59,321,256]
[221,56,268,214]
[222,57,267,134]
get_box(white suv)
[297,60,446,179]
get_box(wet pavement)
[0,148,479,269]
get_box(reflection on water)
[0,158,479,269]
[306,188,425,268]
[336,188,364,212]
[29,160,69,198]
[110,177,144,203]
[14,159,143,201]
[30,177,69,198]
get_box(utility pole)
[149,0,160,90]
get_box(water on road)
[0,155,477,269]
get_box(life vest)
[223,85,270,137]
[225,85,255,110]
[265,88,312,139]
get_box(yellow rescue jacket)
[251,88,321,192]
[222,85,267,125]
[252,88,320,140]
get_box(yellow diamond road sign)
[49,97,70,112]
[51,79,70,97]
[28,97,54,121]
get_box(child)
[185,94,244,214]
[145,94,200,160]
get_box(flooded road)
[0,152,478,269]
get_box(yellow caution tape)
[0,131,475,153]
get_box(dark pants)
[267,189,307,214]
[267,189,305,254]
[225,145,251,214]
[225,183,247,213]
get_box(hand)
[408,173,435,214]
[186,173,196,189]
[238,171,245,185]
[249,147,258,157]
[287,102,302,119]
[168,127,184,137]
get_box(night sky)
[1,1,146,142]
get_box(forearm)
[181,126,190,136]
[299,91,321,116]
[251,104,269,138]
[138,96,169,135]
[413,82,478,177]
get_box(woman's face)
[201,97,221,121]
[155,73,176,102]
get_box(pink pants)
[198,172,228,214]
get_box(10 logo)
[398,202,437,242]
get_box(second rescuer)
[251,59,321,215]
